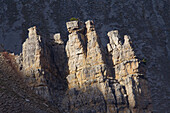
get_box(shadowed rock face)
[9,20,152,112]
[107,30,152,111]
[16,26,68,108]
[0,1,169,112]
[0,52,59,113]
[63,20,152,113]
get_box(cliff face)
[64,20,151,113]
[0,1,169,112]
[10,20,152,113]
[16,26,68,107]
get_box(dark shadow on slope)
[0,52,59,113]
[38,35,69,108]
[61,86,107,113]
[95,28,116,79]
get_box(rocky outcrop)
[107,30,152,112]
[51,33,68,79]
[21,26,52,100]
[1,1,169,112]
[64,20,152,113]
[64,20,108,112]
[16,26,68,107]
[5,20,152,113]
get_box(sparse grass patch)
[70,17,79,21]
[141,58,147,65]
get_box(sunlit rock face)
[63,20,152,113]
[16,26,68,107]
[0,1,169,112]
[13,20,153,112]
[107,30,152,112]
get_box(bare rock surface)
[1,20,152,113]
[0,1,169,112]
[0,18,169,113]
[64,20,152,113]
[107,30,152,112]
[15,26,68,111]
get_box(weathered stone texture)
[0,2,169,111]
[51,33,68,79]
[17,26,68,106]
[2,20,152,113]
[66,21,79,33]
[64,20,111,112]
[107,30,152,112]
[21,26,51,100]
[64,20,152,113]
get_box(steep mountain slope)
[0,52,59,113]
[0,0,169,112]
[0,21,153,113]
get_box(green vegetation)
[141,58,146,65]
[70,17,79,21]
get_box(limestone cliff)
[0,1,169,112]
[15,26,68,108]
[107,30,151,112]
[5,20,152,113]
[62,20,152,113]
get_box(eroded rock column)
[66,21,86,89]
[21,26,66,102]
[22,26,51,100]
[65,20,117,113]
[52,33,68,79]
[107,30,152,112]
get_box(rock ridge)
[63,20,152,113]
[1,20,152,113]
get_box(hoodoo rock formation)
[63,20,152,113]
[1,20,152,113]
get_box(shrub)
[141,58,146,65]
[70,17,79,21]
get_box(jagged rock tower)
[17,26,68,105]
[107,30,152,112]
[63,20,152,113]
[14,20,152,113]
